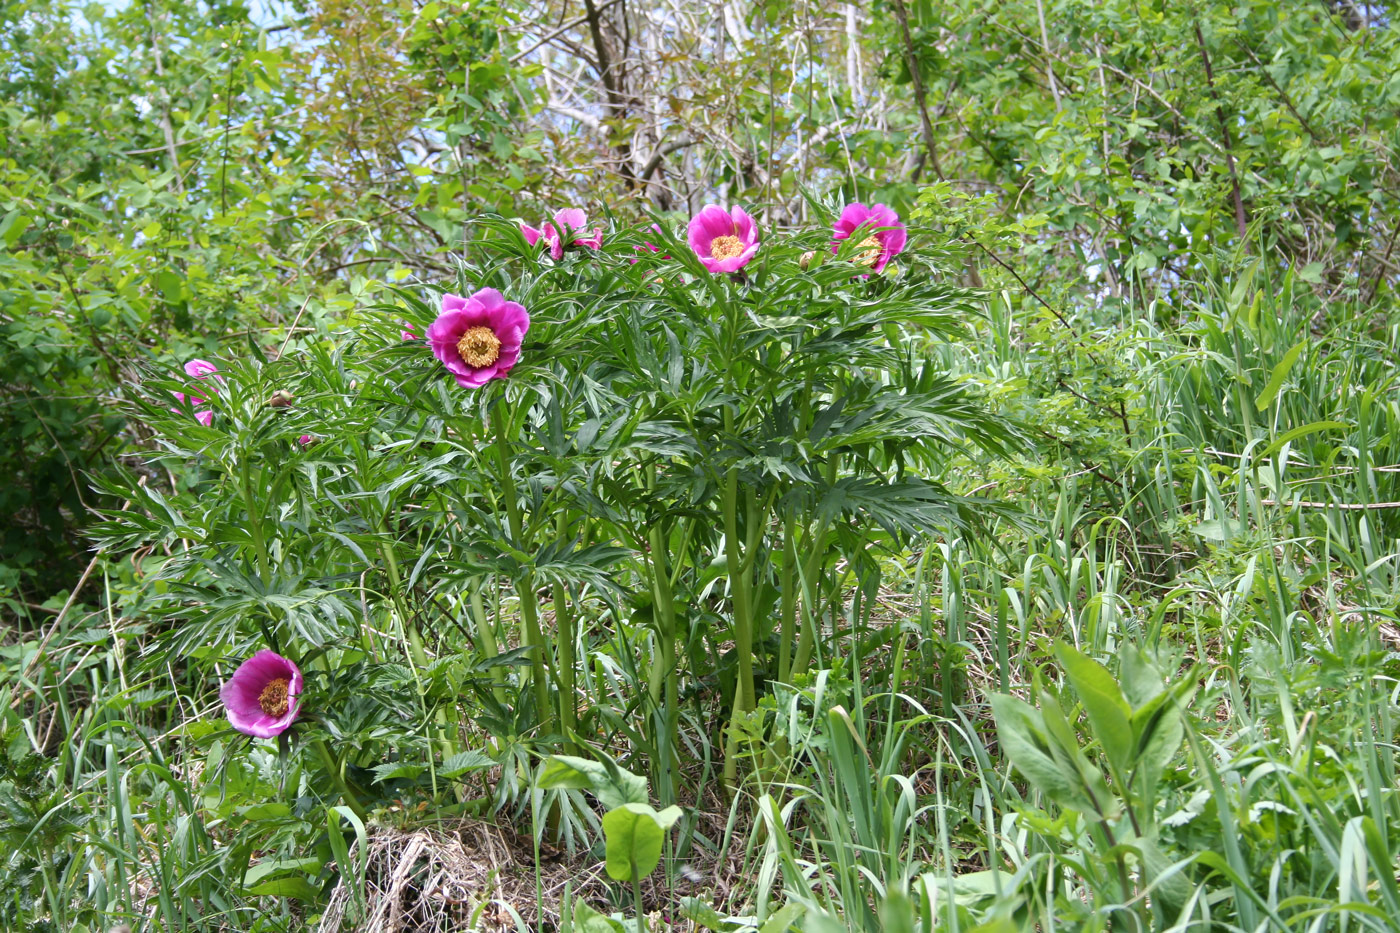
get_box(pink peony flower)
[171,358,224,427]
[427,288,529,388]
[830,202,907,273]
[521,208,603,260]
[687,205,760,273]
[220,649,303,738]
[400,322,418,341]
[298,434,314,446]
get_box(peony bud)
[267,390,295,408]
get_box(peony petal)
[441,293,470,314]
[553,208,588,233]
[541,223,564,261]
[729,206,758,246]
[427,307,485,345]
[185,359,218,380]
[700,205,736,240]
[472,288,506,315]
[454,366,495,388]
[520,223,542,246]
[834,202,872,237]
[488,299,529,335]
[867,203,899,228]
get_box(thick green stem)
[721,466,756,793]
[631,871,648,933]
[492,399,551,732]
[470,584,508,705]
[312,738,367,820]
[554,514,577,752]
[791,454,839,677]
[777,508,797,686]
[645,469,679,803]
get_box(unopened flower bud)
[799,250,816,270]
[267,390,295,408]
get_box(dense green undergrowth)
[6,219,1400,932]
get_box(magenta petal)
[521,223,542,246]
[454,364,499,388]
[705,247,757,274]
[541,223,564,261]
[473,288,506,314]
[441,293,471,314]
[573,228,603,250]
[834,202,872,238]
[195,408,214,427]
[489,299,529,333]
[553,208,588,232]
[690,205,734,246]
[729,206,758,246]
[427,308,472,345]
[867,203,899,228]
[878,223,908,258]
[185,359,218,380]
[221,649,303,738]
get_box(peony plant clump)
[101,196,1012,883]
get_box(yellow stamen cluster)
[258,678,291,717]
[710,235,744,261]
[456,326,502,368]
[854,235,883,267]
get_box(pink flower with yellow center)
[830,202,907,273]
[427,288,529,388]
[171,358,224,426]
[220,649,303,738]
[688,205,760,273]
[521,208,603,260]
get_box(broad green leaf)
[371,760,425,783]
[1055,643,1133,777]
[242,855,322,887]
[1037,690,1121,819]
[0,210,30,249]
[601,802,681,882]
[243,876,322,900]
[571,900,626,933]
[758,901,805,933]
[1130,690,1185,784]
[678,897,730,931]
[538,754,648,809]
[988,693,1089,812]
[1118,644,1164,710]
